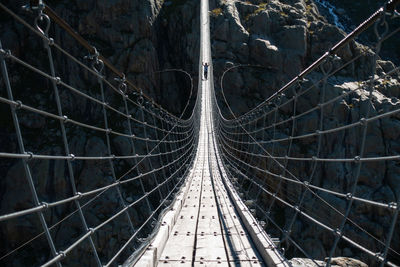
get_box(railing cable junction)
[0,1,200,266]
[0,0,399,266]
[212,0,400,266]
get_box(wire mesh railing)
[212,0,400,266]
[0,1,200,266]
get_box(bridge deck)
[132,0,289,266]
[136,64,266,267]
[156,79,265,266]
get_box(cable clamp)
[333,228,342,237]
[0,49,11,58]
[41,202,49,209]
[283,229,291,237]
[62,115,69,123]
[53,76,61,84]
[375,252,384,262]
[57,250,66,259]
[47,37,54,46]
[89,228,95,235]
[85,47,104,73]
[14,100,23,109]
[69,154,75,161]
[388,202,398,210]
[25,151,33,160]
[22,0,43,11]
[114,74,127,95]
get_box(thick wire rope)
[214,10,400,264]
[326,11,395,266]
[218,151,322,266]
[0,3,191,132]
[0,5,199,265]
[218,122,400,259]
[41,149,194,267]
[221,46,399,132]
[216,62,400,250]
[0,39,62,267]
[219,22,400,131]
[218,133,397,209]
[219,150,398,267]
[0,2,184,121]
[228,2,400,123]
[0,133,196,263]
[2,97,198,265]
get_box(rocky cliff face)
[0,0,399,266]
[208,0,400,265]
[209,0,395,116]
[0,0,199,265]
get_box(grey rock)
[277,25,307,57]
[225,2,249,43]
[214,18,229,42]
[289,257,367,267]
[250,38,282,69]
[289,258,332,267]
[235,42,250,63]
[213,40,228,55]
[328,257,368,267]
[250,10,271,36]
[19,113,46,129]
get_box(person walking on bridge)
[203,62,209,80]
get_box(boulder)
[328,257,368,267]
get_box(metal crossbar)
[212,0,400,266]
[0,2,199,266]
[1,0,400,266]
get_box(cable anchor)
[114,74,127,95]
[85,47,104,74]
[29,1,50,38]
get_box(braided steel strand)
[326,13,386,265]
[96,64,137,232]
[0,40,61,267]
[283,60,330,247]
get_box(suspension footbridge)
[135,2,286,265]
[0,0,399,266]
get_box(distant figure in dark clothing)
[203,62,209,80]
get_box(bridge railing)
[212,1,400,266]
[0,1,200,266]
